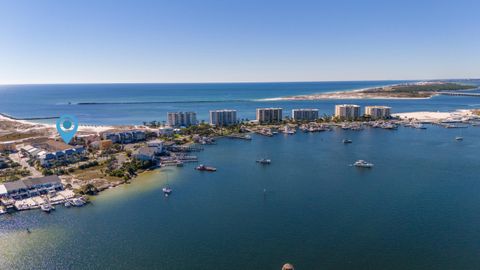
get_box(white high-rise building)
[292,109,319,121]
[209,110,237,126]
[335,104,361,120]
[365,106,391,119]
[256,108,283,124]
[167,112,197,127]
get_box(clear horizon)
[1,0,479,84]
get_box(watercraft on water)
[354,160,374,168]
[343,139,352,144]
[256,158,271,164]
[195,164,217,171]
[162,187,172,196]
[455,136,464,141]
[40,204,54,213]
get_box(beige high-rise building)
[167,112,197,127]
[256,108,283,124]
[209,110,237,126]
[365,106,391,119]
[334,104,361,120]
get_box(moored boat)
[256,158,271,164]
[354,160,374,168]
[195,164,217,172]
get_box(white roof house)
[0,184,7,196]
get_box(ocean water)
[0,80,479,125]
[1,81,480,269]
[1,127,480,269]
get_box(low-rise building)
[0,175,63,199]
[335,104,361,120]
[90,140,113,150]
[146,140,163,154]
[0,142,16,152]
[158,127,174,136]
[209,110,237,126]
[292,109,319,121]
[256,108,283,124]
[134,147,157,161]
[365,106,392,119]
[102,130,146,144]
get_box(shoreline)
[1,107,480,215]
[258,81,478,101]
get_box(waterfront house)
[134,147,157,161]
[146,140,164,154]
[1,176,63,199]
[158,127,174,136]
[3,181,29,200]
[23,175,63,196]
[0,184,7,198]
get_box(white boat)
[354,160,374,168]
[343,139,352,144]
[40,204,53,213]
[71,198,86,207]
[0,208,6,215]
[455,136,464,141]
[162,187,172,196]
[256,158,271,164]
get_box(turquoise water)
[1,80,479,125]
[1,81,480,269]
[2,126,480,269]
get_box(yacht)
[40,204,54,213]
[455,136,464,141]
[354,160,374,168]
[162,187,172,196]
[256,158,271,164]
[195,164,217,172]
[342,139,352,144]
[71,198,86,207]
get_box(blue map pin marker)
[56,114,78,144]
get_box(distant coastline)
[260,81,478,101]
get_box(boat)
[40,204,53,213]
[0,208,6,215]
[195,164,217,172]
[342,139,352,144]
[455,136,464,141]
[162,187,172,196]
[64,201,72,208]
[256,158,271,164]
[71,198,86,207]
[354,160,374,168]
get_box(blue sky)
[0,0,479,84]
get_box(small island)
[267,81,478,100]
